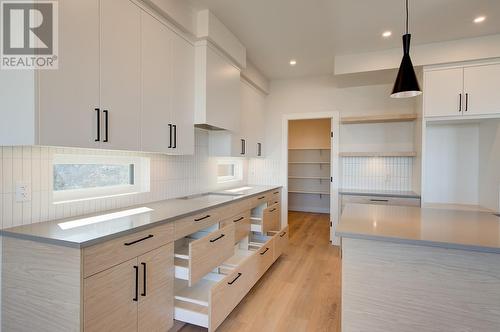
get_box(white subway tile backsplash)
[341,156,413,191]
[0,130,247,229]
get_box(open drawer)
[250,202,280,234]
[174,223,235,286]
[268,226,289,261]
[220,210,251,244]
[174,244,259,332]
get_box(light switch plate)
[15,181,31,202]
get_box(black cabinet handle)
[257,143,262,156]
[240,139,245,155]
[103,110,109,142]
[459,94,462,112]
[168,124,172,148]
[133,265,139,302]
[227,273,242,285]
[269,208,276,213]
[233,216,244,223]
[124,234,154,246]
[280,232,287,238]
[273,191,279,195]
[370,199,389,202]
[194,215,210,222]
[94,108,100,142]
[209,234,225,243]
[173,124,177,148]
[260,247,269,255]
[141,262,147,297]
[258,196,265,200]
[465,93,469,112]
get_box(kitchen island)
[337,203,500,332]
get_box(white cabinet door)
[240,80,266,158]
[141,12,173,153]
[38,0,100,149]
[205,46,241,132]
[424,68,463,117]
[464,64,500,116]
[171,33,195,155]
[100,0,141,151]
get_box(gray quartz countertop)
[337,204,500,253]
[0,185,281,249]
[339,188,421,199]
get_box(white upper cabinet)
[141,12,174,153]
[1,0,195,154]
[38,0,100,149]
[463,64,500,116]
[170,32,195,155]
[195,42,241,132]
[424,68,463,118]
[100,0,141,151]
[424,62,500,118]
[208,79,267,158]
[240,80,266,158]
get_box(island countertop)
[0,185,281,248]
[337,203,500,253]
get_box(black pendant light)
[391,0,422,98]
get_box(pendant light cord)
[406,0,409,34]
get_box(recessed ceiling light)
[474,16,486,23]
[382,31,392,38]
[289,59,297,66]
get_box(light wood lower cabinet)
[84,259,138,332]
[1,188,284,332]
[84,244,174,332]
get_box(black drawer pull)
[273,191,279,194]
[210,234,225,243]
[258,196,265,200]
[233,217,244,223]
[227,273,242,285]
[194,215,211,222]
[370,199,389,202]
[260,247,269,255]
[124,234,154,246]
[280,232,287,237]
[133,265,139,302]
[141,262,147,297]
[269,208,276,213]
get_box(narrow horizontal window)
[217,159,243,183]
[52,155,150,204]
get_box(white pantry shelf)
[288,176,330,180]
[288,190,330,195]
[288,161,331,164]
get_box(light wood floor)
[176,211,341,332]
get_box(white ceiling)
[190,0,500,79]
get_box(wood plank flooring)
[176,211,341,332]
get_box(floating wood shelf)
[288,190,330,195]
[288,176,330,180]
[288,148,331,150]
[339,152,417,157]
[288,161,331,164]
[341,113,417,124]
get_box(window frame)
[51,154,150,204]
[216,158,243,184]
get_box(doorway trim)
[281,111,340,245]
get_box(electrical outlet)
[15,182,31,202]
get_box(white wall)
[424,123,480,205]
[248,74,417,191]
[0,129,247,228]
[478,120,500,212]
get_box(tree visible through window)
[53,164,134,191]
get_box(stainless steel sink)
[177,192,242,200]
